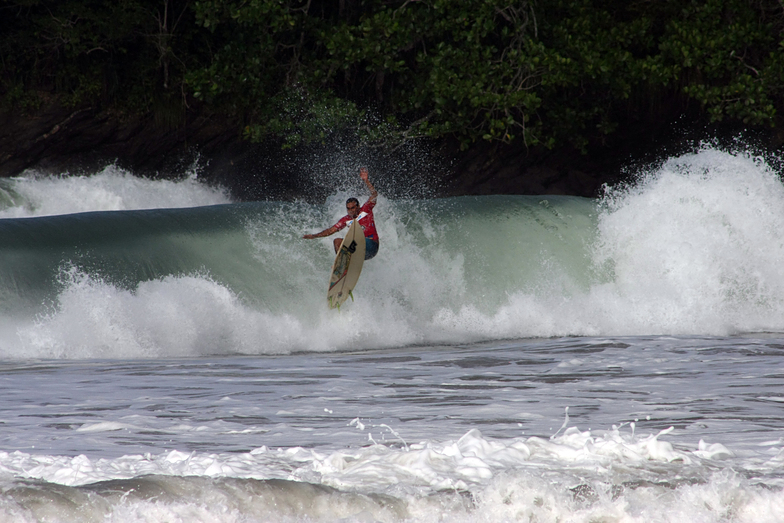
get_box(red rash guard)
[333,199,379,241]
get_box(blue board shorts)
[365,238,379,260]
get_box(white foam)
[0,424,741,488]
[0,164,230,217]
[429,148,784,338]
[1,426,782,522]
[7,262,433,358]
[11,268,308,358]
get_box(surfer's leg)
[333,238,342,253]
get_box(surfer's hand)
[359,168,369,181]
[303,234,315,239]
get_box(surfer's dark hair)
[346,197,359,206]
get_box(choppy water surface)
[2,335,784,521]
[3,335,784,460]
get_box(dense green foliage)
[2,0,783,151]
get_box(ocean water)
[1,150,784,521]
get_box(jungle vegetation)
[1,0,783,153]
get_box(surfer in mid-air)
[303,168,380,260]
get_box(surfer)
[303,168,380,260]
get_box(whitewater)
[1,149,784,521]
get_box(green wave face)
[0,196,599,357]
[0,196,595,312]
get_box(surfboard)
[327,218,366,309]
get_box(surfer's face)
[346,202,360,217]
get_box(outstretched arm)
[360,167,378,203]
[303,225,339,240]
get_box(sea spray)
[593,148,784,334]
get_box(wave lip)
[0,163,230,218]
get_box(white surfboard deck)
[327,218,366,309]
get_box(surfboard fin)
[349,290,354,302]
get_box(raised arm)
[360,167,378,203]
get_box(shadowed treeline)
[1,1,783,197]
